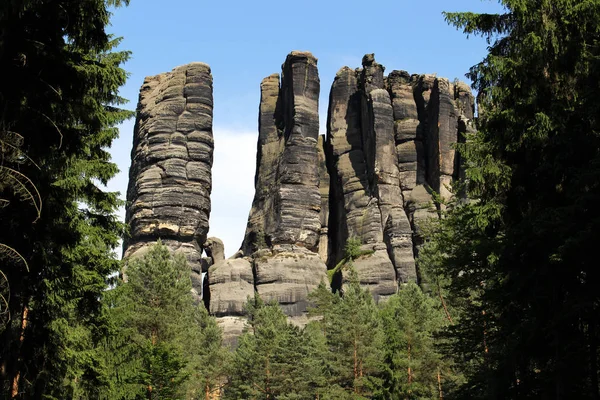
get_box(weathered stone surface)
[326,65,380,262]
[272,51,322,250]
[326,56,411,297]
[352,247,398,302]
[326,54,475,293]
[208,258,254,317]
[241,74,282,255]
[237,51,328,324]
[387,70,474,262]
[365,86,416,285]
[454,81,476,188]
[411,74,474,202]
[216,316,247,347]
[123,63,214,299]
[254,246,328,318]
[204,237,225,265]
[387,70,425,198]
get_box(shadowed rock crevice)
[326,54,475,295]
[326,55,416,300]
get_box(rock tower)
[123,62,214,299]
[123,52,475,343]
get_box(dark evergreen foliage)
[225,295,328,399]
[421,1,600,398]
[0,0,132,397]
[99,243,228,400]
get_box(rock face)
[325,57,413,301]
[123,52,475,344]
[123,63,214,299]
[242,51,328,315]
[241,52,323,253]
[207,51,328,340]
[325,55,475,295]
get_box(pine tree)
[225,295,327,400]
[421,1,600,398]
[379,282,458,399]
[99,243,226,400]
[0,0,132,397]
[310,271,386,399]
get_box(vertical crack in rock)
[387,70,430,273]
[241,73,282,255]
[252,52,327,323]
[317,135,330,264]
[359,55,416,286]
[388,71,475,267]
[326,54,475,297]
[427,77,458,202]
[454,81,476,195]
[123,63,214,301]
[272,51,322,249]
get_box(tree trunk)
[10,302,28,399]
[437,281,453,323]
[437,368,443,400]
[266,353,271,399]
[482,310,489,354]
[589,317,599,400]
[353,338,358,393]
[407,343,412,385]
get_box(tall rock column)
[317,135,330,263]
[271,51,322,249]
[387,71,425,200]
[427,78,458,201]
[240,73,282,254]
[123,63,214,299]
[212,51,328,327]
[326,55,417,301]
[360,56,416,285]
[387,71,432,258]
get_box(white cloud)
[208,128,257,257]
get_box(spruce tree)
[422,1,600,398]
[225,296,327,400]
[0,0,132,397]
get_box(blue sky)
[107,0,505,256]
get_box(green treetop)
[99,243,227,400]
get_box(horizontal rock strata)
[325,56,412,301]
[326,54,475,296]
[123,63,214,299]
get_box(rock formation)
[395,71,475,252]
[208,51,328,341]
[123,62,214,299]
[123,52,474,344]
[325,56,414,301]
[325,54,475,296]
